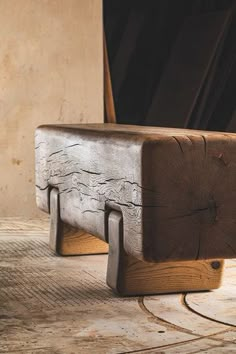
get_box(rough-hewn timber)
[35,123,236,262]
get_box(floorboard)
[0,218,235,353]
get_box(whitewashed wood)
[35,125,144,257]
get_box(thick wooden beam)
[36,124,236,262]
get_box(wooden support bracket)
[49,188,224,295]
[106,210,224,296]
[49,188,108,256]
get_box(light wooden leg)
[49,188,108,256]
[106,210,224,296]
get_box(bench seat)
[35,124,236,295]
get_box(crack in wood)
[81,169,102,175]
[172,136,184,154]
[35,126,236,261]
[80,209,101,214]
[195,229,201,260]
[65,143,82,148]
[186,135,194,145]
[202,135,207,156]
[48,150,63,158]
[35,184,49,191]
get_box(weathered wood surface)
[107,210,223,296]
[0,218,235,354]
[50,187,108,255]
[49,188,223,295]
[35,123,236,262]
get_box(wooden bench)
[35,123,236,295]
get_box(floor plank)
[0,218,235,353]
[185,262,236,326]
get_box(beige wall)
[0,0,103,217]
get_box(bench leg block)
[106,211,224,296]
[49,188,108,256]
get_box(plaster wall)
[0,0,103,216]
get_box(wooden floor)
[0,218,235,354]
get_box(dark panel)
[145,12,231,128]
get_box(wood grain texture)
[104,30,116,124]
[143,295,228,336]
[106,210,224,296]
[185,263,236,326]
[59,229,108,256]
[1,219,235,353]
[49,188,108,256]
[35,123,236,261]
[139,338,236,354]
